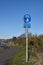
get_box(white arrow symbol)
[26,18,29,22]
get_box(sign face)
[24,14,31,28]
[24,22,31,28]
[24,14,31,23]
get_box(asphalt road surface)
[0,47,21,65]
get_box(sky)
[0,0,43,39]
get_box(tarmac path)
[0,47,21,65]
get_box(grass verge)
[8,45,43,65]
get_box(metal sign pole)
[25,28,28,62]
[23,14,31,62]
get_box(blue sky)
[0,0,43,39]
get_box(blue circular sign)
[24,14,31,23]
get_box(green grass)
[8,45,43,65]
